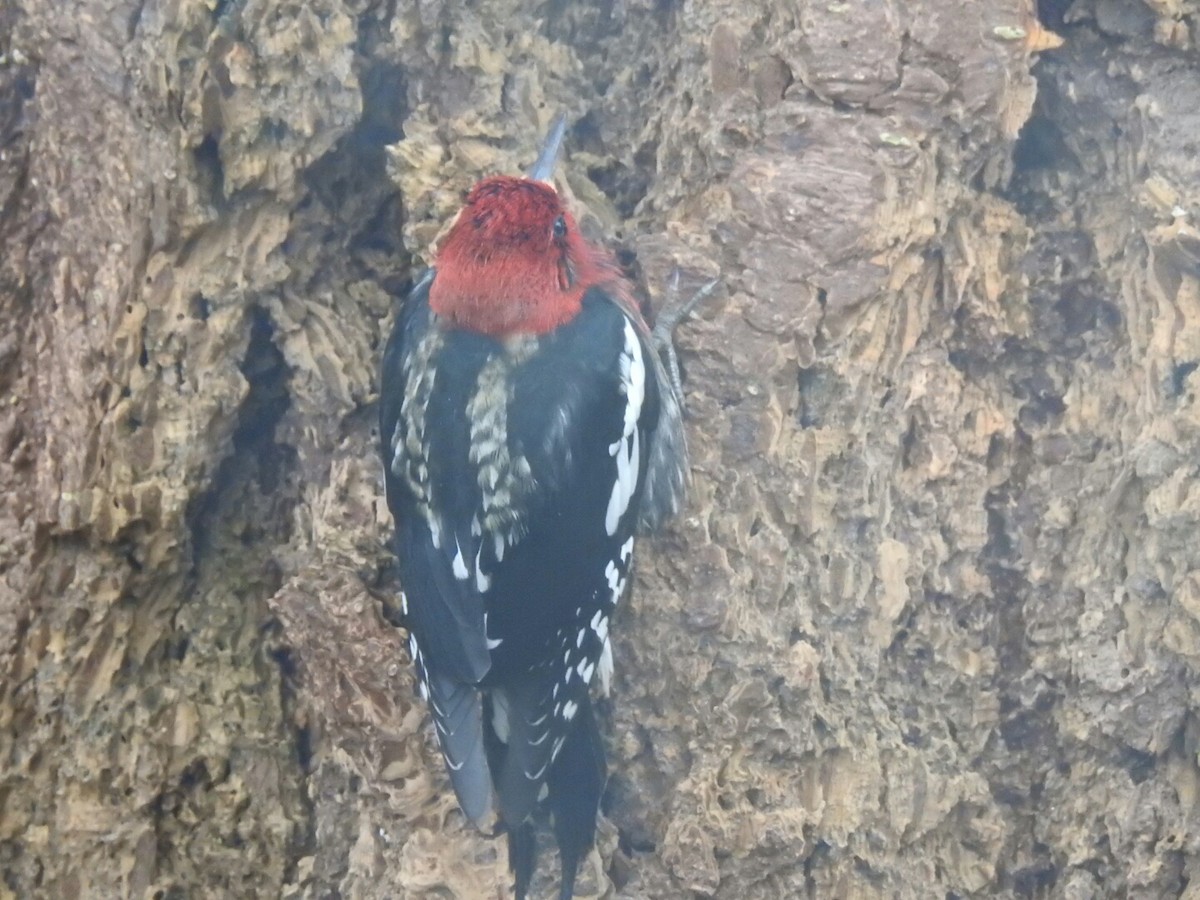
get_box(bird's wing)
[483,290,658,825]
[380,272,497,826]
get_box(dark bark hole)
[193,134,225,206]
[357,62,406,146]
[183,307,292,564]
[232,309,290,461]
[294,723,314,772]
[1017,392,1065,430]
[796,365,826,428]
[169,634,189,662]
[190,294,210,322]
[1170,360,1197,397]
[1035,0,1072,29]
[616,826,656,855]
[901,416,922,469]
[1119,746,1156,784]
[1012,858,1059,898]
[588,159,651,220]
[268,642,299,680]
[1011,113,1073,175]
[302,62,407,265]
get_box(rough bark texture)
[4,0,1200,897]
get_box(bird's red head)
[429,175,627,337]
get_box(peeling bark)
[3,0,1200,897]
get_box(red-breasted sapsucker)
[378,116,704,900]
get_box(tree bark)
[3,0,1200,897]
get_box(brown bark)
[3,0,1200,897]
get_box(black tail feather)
[548,694,606,900]
[490,690,606,900]
[508,820,537,900]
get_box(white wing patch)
[592,610,609,645]
[597,638,614,696]
[596,537,634,696]
[619,319,646,433]
[389,420,405,476]
[484,612,502,649]
[606,537,634,605]
[492,690,511,744]
[605,559,621,598]
[410,634,430,702]
[606,319,646,536]
[451,540,469,580]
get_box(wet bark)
[3,0,1200,897]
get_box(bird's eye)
[552,215,567,239]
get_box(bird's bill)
[527,112,568,184]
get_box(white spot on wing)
[605,421,640,532]
[598,639,614,695]
[563,700,578,721]
[474,544,490,592]
[484,612,501,649]
[605,560,621,595]
[492,692,510,743]
[390,422,405,475]
[451,539,468,580]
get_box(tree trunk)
[3,0,1199,897]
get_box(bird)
[377,114,710,899]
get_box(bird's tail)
[492,691,606,900]
[547,693,606,900]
